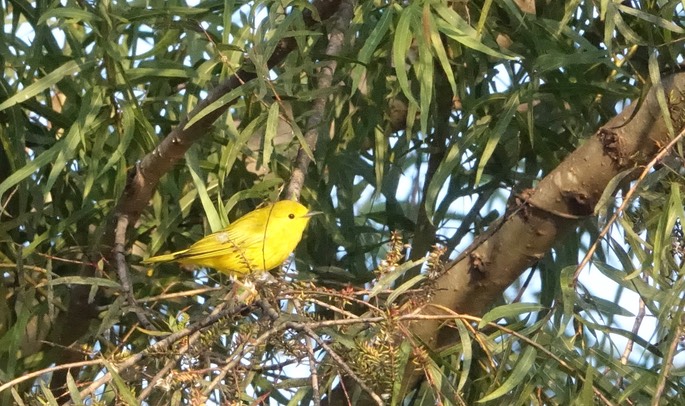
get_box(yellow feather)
[143,200,317,276]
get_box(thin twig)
[301,325,384,406]
[305,335,321,406]
[0,185,18,217]
[651,299,685,406]
[573,127,685,285]
[113,215,154,329]
[78,301,243,402]
[618,274,648,390]
[137,286,222,303]
[0,360,104,394]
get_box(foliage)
[0,0,684,405]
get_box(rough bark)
[401,73,685,388]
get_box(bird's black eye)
[288,213,295,219]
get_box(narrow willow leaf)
[475,91,519,186]
[130,29,183,60]
[37,7,101,25]
[391,340,413,406]
[291,120,315,161]
[478,346,537,402]
[426,7,456,95]
[577,294,635,317]
[648,51,674,136]
[559,265,577,336]
[595,262,667,303]
[186,147,222,232]
[478,303,547,329]
[599,0,610,19]
[369,258,426,298]
[612,11,646,45]
[351,7,394,94]
[424,142,461,224]
[48,276,121,289]
[455,319,472,392]
[593,168,634,215]
[221,178,284,219]
[374,127,386,195]
[47,90,105,195]
[97,296,125,337]
[392,4,419,106]
[184,85,243,129]
[107,362,139,405]
[10,388,26,406]
[618,5,685,33]
[126,67,195,81]
[652,184,681,277]
[432,4,516,59]
[0,60,92,111]
[95,102,136,193]
[386,273,425,304]
[261,102,280,171]
[0,145,60,200]
[39,382,59,406]
[578,316,662,358]
[66,372,83,405]
[416,4,434,135]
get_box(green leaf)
[618,5,685,33]
[424,142,461,224]
[186,146,222,232]
[426,8,456,96]
[475,91,519,186]
[593,168,634,215]
[0,144,60,201]
[261,102,280,171]
[432,4,516,60]
[478,346,537,402]
[39,382,59,406]
[66,372,84,405]
[373,127,386,195]
[369,258,426,298]
[577,294,635,317]
[38,7,101,25]
[479,303,547,329]
[125,67,195,81]
[0,60,93,111]
[416,4,434,135]
[351,7,394,94]
[647,51,674,136]
[454,319,472,392]
[48,276,121,289]
[184,85,244,129]
[559,265,577,335]
[386,273,425,304]
[392,4,419,107]
[107,361,139,405]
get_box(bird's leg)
[229,275,259,304]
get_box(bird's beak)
[305,211,323,217]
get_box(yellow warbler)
[144,200,317,276]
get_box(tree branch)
[50,0,344,395]
[403,72,685,388]
[285,0,354,201]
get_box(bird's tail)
[143,249,187,264]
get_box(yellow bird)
[144,200,318,276]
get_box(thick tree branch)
[404,73,685,387]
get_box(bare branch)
[285,0,355,201]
